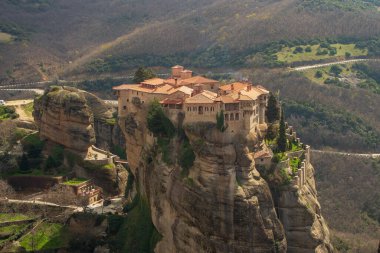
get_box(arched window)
[225,114,229,121]
[235,113,239,120]
[230,113,234,121]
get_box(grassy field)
[21,102,34,117]
[0,32,12,43]
[276,43,367,63]
[0,213,31,223]
[302,64,354,85]
[63,178,88,185]
[19,222,66,251]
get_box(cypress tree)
[277,109,287,153]
[266,93,280,123]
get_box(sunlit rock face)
[120,102,333,253]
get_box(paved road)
[311,149,380,158]
[0,88,44,95]
[292,58,380,71]
[7,198,82,211]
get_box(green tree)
[133,67,156,83]
[330,65,342,76]
[19,154,30,172]
[277,109,287,152]
[216,110,226,132]
[305,46,312,52]
[266,93,280,123]
[147,100,175,137]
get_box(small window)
[123,106,127,110]
[261,158,264,162]
[127,99,129,102]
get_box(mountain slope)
[1,0,380,81]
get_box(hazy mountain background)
[1,0,380,251]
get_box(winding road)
[291,58,380,71]
[311,149,380,158]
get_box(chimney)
[247,85,252,91]
[231,84,234,91]
[174,78,178,86]
[180,70,192,79]
[172,65,184,78]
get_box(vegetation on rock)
[133,67,156,83]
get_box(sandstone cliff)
[33,86,122,153]
[120,103,333,252]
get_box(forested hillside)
[1,0,380,81]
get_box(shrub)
[330,65,342,76]
[22,133,45,158]
[329,47,337,56]
[345,52,351,58]
[293,46,304,54]
[315,70,323,78]
[316,48,328,55]
[305,46,312,52]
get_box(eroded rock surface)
[33,86,116,153]
[119,100,333,253]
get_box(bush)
[305,46,312,52]
[315,70,323,78]
[293,46,304,54]
[22,133,45,158]
[329,47,337,56]
[345,52,351,58]
[330,65,342,76]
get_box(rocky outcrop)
[120,101,333,253]
[33,86,120,153]
[277,165,332,253]
[93,118,125,151]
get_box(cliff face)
[120,104,333,253]
[33,86,121,153]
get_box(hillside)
[249,67,380,152]
[312,152,380,252]
[0,0,380,81]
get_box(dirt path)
[5,99,34,122]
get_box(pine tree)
[266,93,280,123]
[277,109,287,153]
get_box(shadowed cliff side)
[119,101,333,253]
